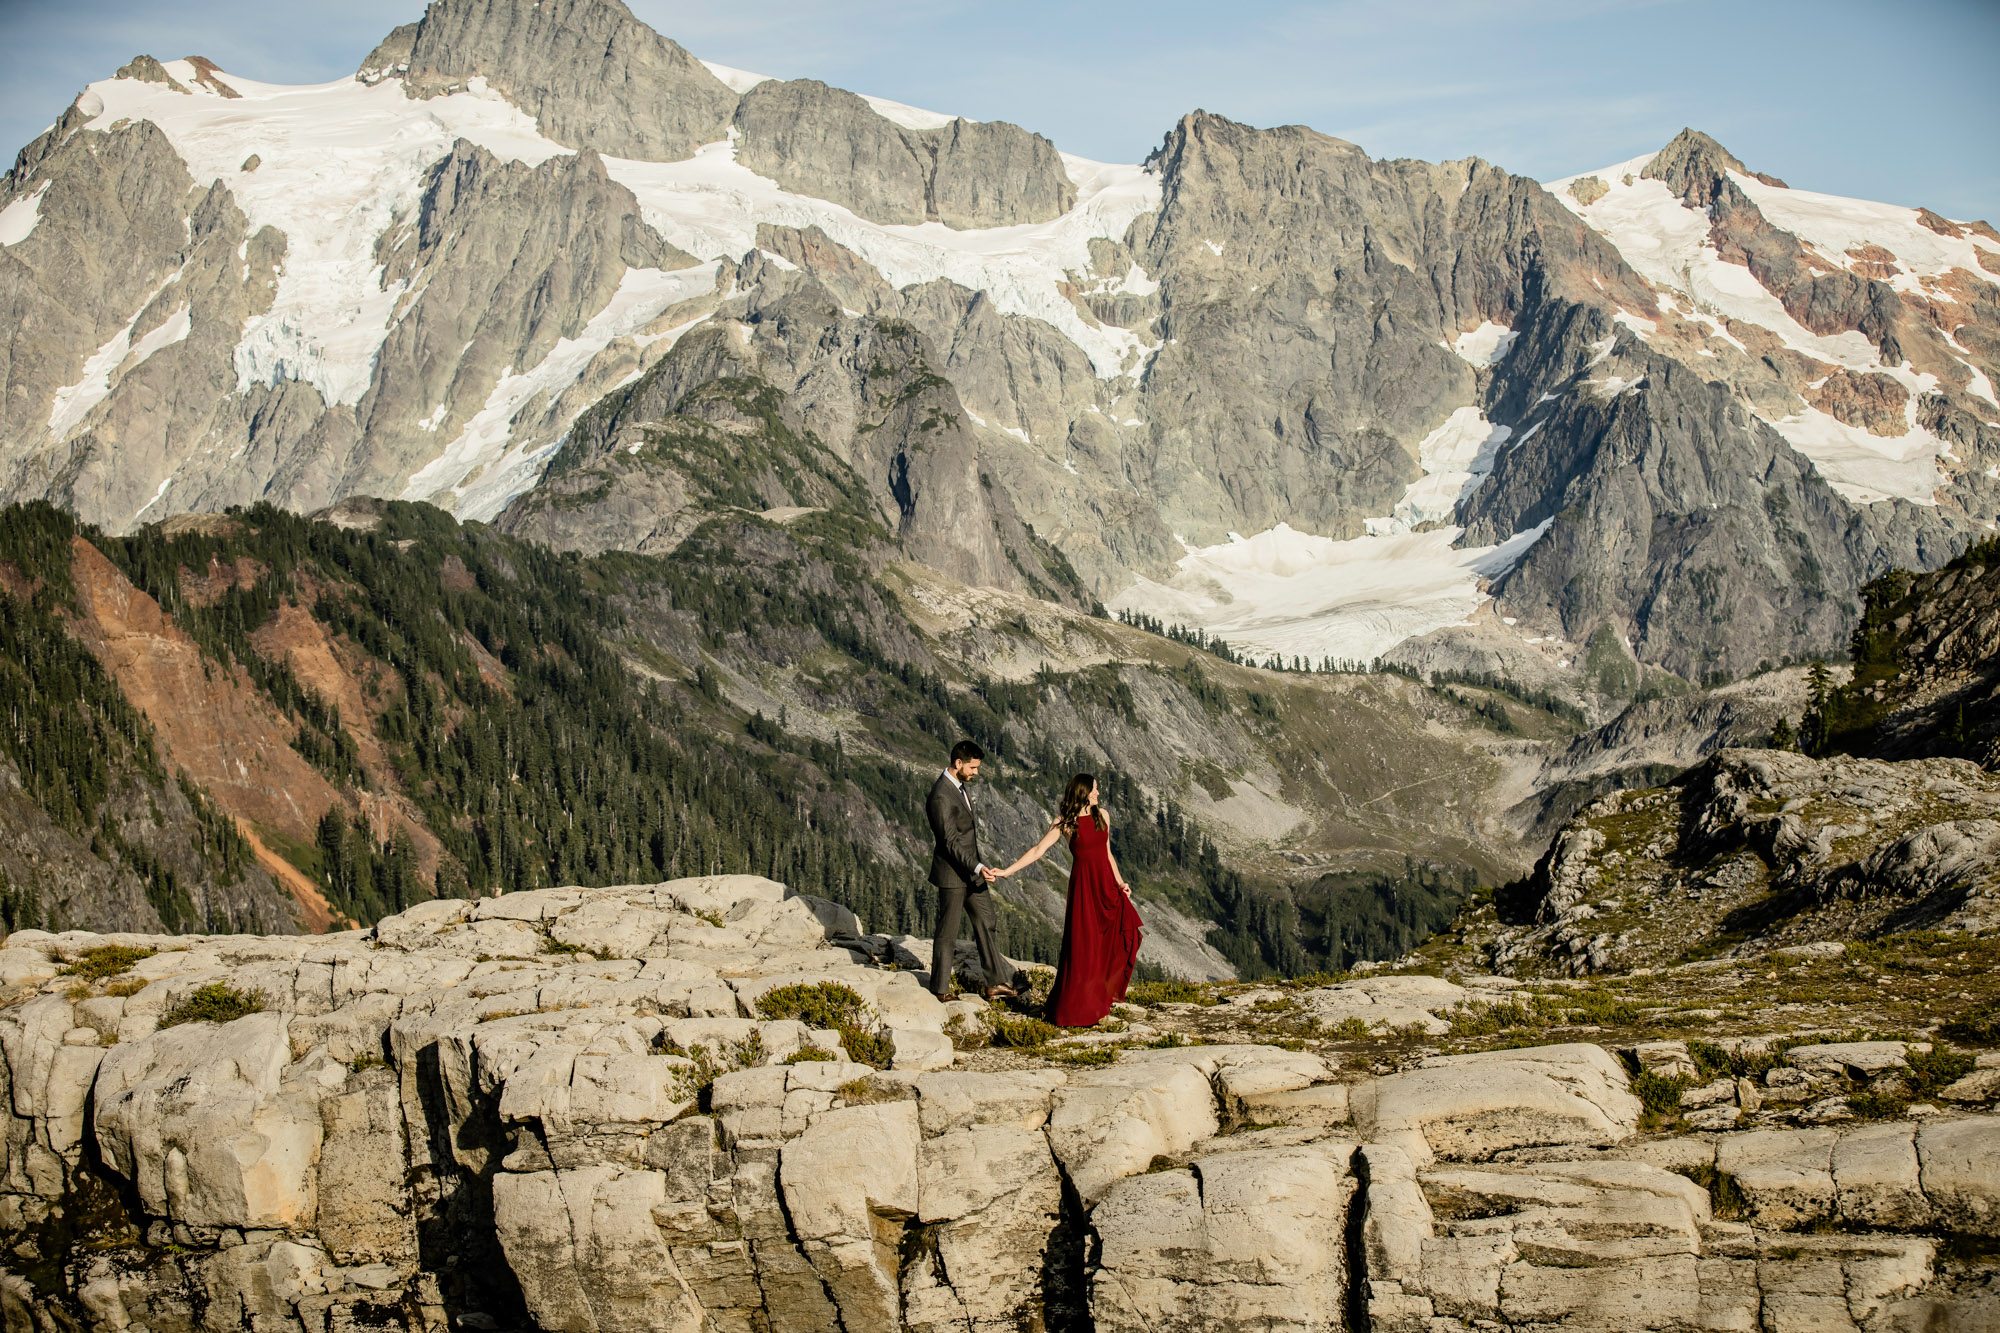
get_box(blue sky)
[3,0,1995,220]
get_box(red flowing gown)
[1047,813,1144,1027]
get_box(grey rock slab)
[1916,1115,2000,1235]
[1787,1040,1917,1077]
[94,1012,323,1230]
[1352,1042,1641,1167]
[1940,1068,2000,1103]
[1091,1143,1356,1333]
[777,1101,920,1328]
[731,78,1073,230]
[915,1123,1055,1223]
[912,1069,1067,1137]
[1832,1120,1931,1230]
[1046,1060,1220,1204]
[492,1165,704,1333]
[1716,1127,1837,1228]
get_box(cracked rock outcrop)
[3,874,1994,1331]
[1496,748,2000,975]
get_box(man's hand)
[981,866,999,882]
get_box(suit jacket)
[926,772,982,891]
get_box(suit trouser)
[931,880,1004,994]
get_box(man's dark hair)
[950,740,985,764]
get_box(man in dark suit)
[926,740,1013,1000]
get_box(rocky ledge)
[2,875,1996,1332]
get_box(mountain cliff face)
[731,78,1077,229]
[3,2,1992,697]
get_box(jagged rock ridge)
[0,2,1993,687]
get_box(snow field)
[0,183,49,246]
[1545,154,1983,506]
[1447,321,1518,367]
[65,58,1161,525]
[1391,408,1512,529]
[47,275,187,443]
[1109,520,1553,665]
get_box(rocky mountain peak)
[113,55,187,92]
[364,0,738,161]
[1640,127,1788,207]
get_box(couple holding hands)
[924,740,1143,1028]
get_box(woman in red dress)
[993,774,1144,1027]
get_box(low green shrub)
[158,982,265,1029]
[1566,988,1640,1027]
[1847,1089,1909,1120]
[1631,1071,1691,1131]
[59,945,156,981]
[783,1046,837,1064]
[1939,1000,2000,1047]
[991,1014,1059,1048]
[1689,1038,1780,1082]
[837,1026,894,1069]
[666,1032,768,1101]
[835,1077,903,1105]
[1672,1163,1748,1220]
[1049,1045,1117,1066]
[755,981,891,1070]
[1127,979,1217,1007]
[1906,1044,1975,1099]
[756,982,868,1028]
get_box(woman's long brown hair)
[1056,773,1097,834]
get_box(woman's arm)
[993,823,1064,879]
[1101,814,1133,895]
[1107,844,1133,895]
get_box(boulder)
[785,893,864,941]
[907,1124,1061,1329]
[492,1165,704,1333]
[316,1066,418,1264]
[1832,1121,1931,1230]
[778,1101,921,1327]
[1409,1160,1711,1331]
[1786,1041,1917,1078]
[1092,1144,1356,1333]
[1046,1061,1220,1203]
[1939,1069,2000,1104]
[1716,1128,1837,1228]
[1632,1040,1697,1080]
[913,1069,1067,1136]
[94,1012,323,1229]
[1754,1233,1938,1333]
[1917,1116,2000,1234]
[1352,1042,1641,1166]
[1299,975,1473,1035]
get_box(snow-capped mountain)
[1,0,1994,683]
